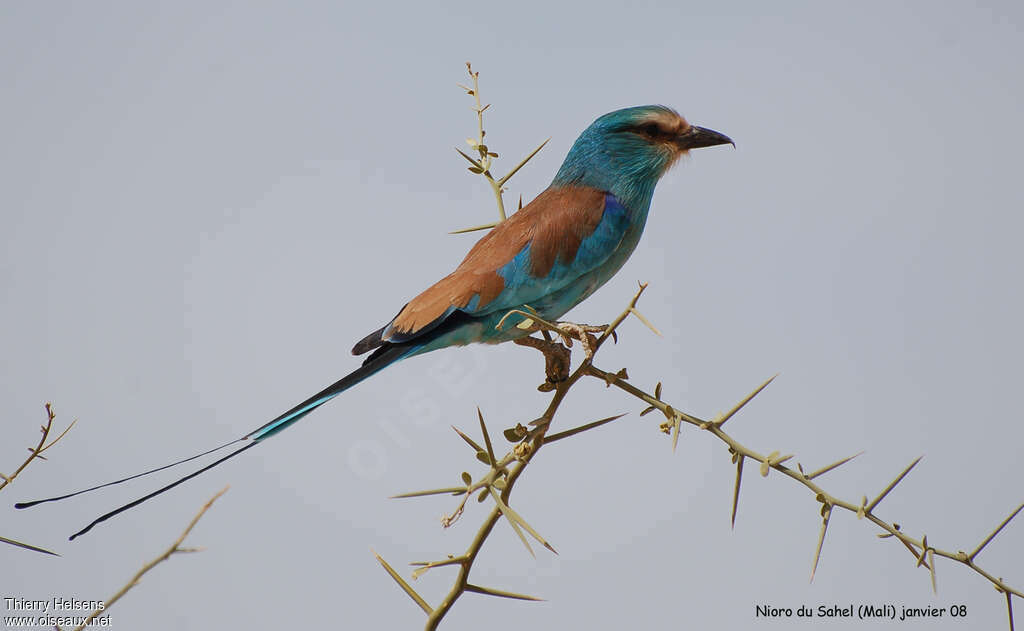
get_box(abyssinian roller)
[16,105,732,539]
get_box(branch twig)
[584,363,1023,600]
[0,403,76,493]
[450,63,547,234]
[63,487,230,631]
[0,404,74,556]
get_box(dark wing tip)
[352,324,387,355]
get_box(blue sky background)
[3,2,1022,629]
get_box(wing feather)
[352,186,630,354]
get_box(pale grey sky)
[2,2,1022,629]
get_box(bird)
[16,105,732,539]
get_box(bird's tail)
[15,344,414,540]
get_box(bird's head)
[552,105,732,208]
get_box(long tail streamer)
[15,344,414,540]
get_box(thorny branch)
[583,362,1023,601]
[373,64,1021,629]
[378,285,1022,629]
[451,62,548,235]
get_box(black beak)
[677,125,734,150]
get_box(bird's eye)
[638,122,663,138]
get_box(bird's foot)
[553,322,607,360]
[514,322,609,390]
[513,335,571,391]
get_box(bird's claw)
[554,322,606,359]
[514,321,608,389]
